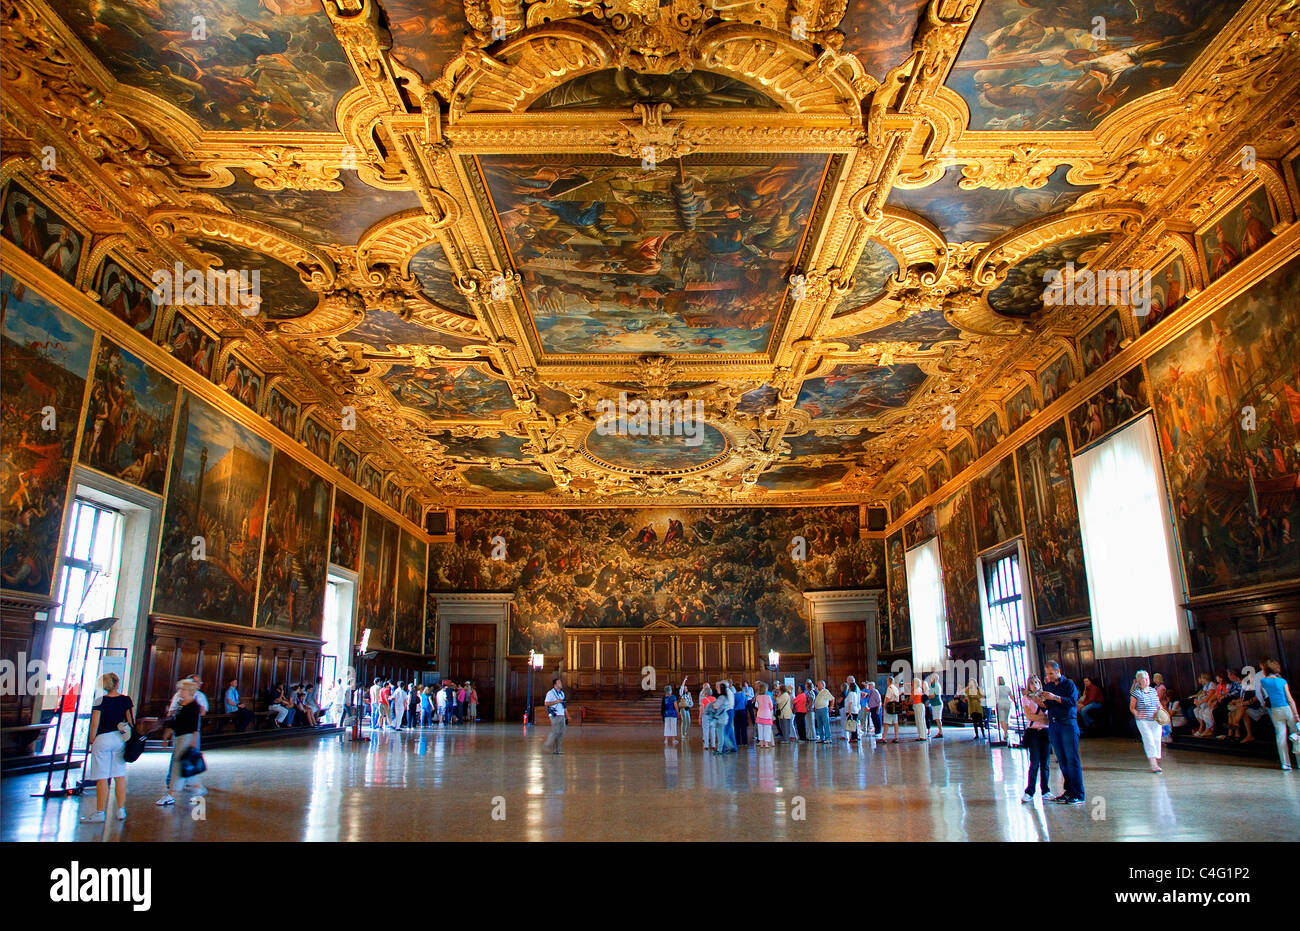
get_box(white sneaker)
[155,795,175,806]
[80,810,106,823]
[1021,792,1034,803]
[118,808,128,821]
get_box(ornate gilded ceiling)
[3,0,1299,517]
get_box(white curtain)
[906,538,947,672]
[1072,414,1190,659]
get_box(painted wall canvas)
[1,182,83,284]
[936,487,980,643]
[949,1,1240,131]
[908,477,927,508]
[1014,418,1090,626]
[1039,353,1074,406]
[333,442,359,483]
[360,463,383,498]
[93,258,157,336]
[219,355,262,411]
[477,153,830,355]
[153,392,271,626]
[1147,255,1300,595]
[256,453,331,637]
[385,363,517,422]
[164,314,217,380]
[1141,254,1191,335]
[0,275,93,596]
[357,510,397,650]
[1006,385,1035,432]
[1200,185,1274,284]
[330,489,362,572]
[79,338,177,495]
[927,459,949,494]
[1078,308,1125,377]
[403,494,421,526]
[949,437,976,475]
[890,491,908,521]
[301,417,331,462]
[45,1,355,132]
[971,455,1023,553]
[797,364,927,419]
[382,479,402,512]
[266,387,298,435]
[885,531,910,650]
[974,411,1002,457]
[429,506,869,655]
[1068,366,1150,450]
[840,309,960,351]
[890,166,1090,243]
[392,530,427,654]
[904,508,936,548]
[989,235,1112,318]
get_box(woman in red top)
[911,678,928,741]
[793,686,808,741]
[699,683,716,750]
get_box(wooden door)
[823,620,867,689]
[448,624,497,721]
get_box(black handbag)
[122,727,147,763]
[179,747,206,777]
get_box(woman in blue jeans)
[1019,676,1051,801]
[1258,661,1300,770]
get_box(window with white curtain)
[1072,414,1190,659]
[906,537,947,672]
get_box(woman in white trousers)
[1130,670,1164,773]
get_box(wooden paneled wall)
[0,593,54,728]
[142,616,325,716]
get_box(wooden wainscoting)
[142,615,325,717]
[563,621,758,700]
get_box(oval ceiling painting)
[988,234,1113,319]
[584,421,728,474]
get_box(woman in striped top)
[1130,670,1164,773]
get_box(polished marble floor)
[5,722,1298,842]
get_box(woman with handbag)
[157,678,205,807]
[82,673,135,823]
[1130,670,1165,773]
[882,677,901,743]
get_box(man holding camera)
[543,676,567,754]
[1040,661,1085,805]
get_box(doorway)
[322,571,355,721]
[447,624,496,721]
[823,620,867,690]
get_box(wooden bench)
[1,722,54,755]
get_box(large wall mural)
[970,455,1023,553]
[357,509,398,649]
[256,452,332,637]
[1014,418,1090,626]
[153,392,271,626]
[392,531,427,654]
[1148,255,1300,596]
[885,531,910,652]
[0,275,94,596]
[330,488,363,572]
[1,182,83,284]
[936,487,980,644]
[429,507,874,655]
[79,338,177,496]
[477,153,830,355]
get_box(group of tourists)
[365,678,479,729]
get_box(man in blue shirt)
[1041,661,1084,804]
[224,678,253,732]
[732,681,750,746]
